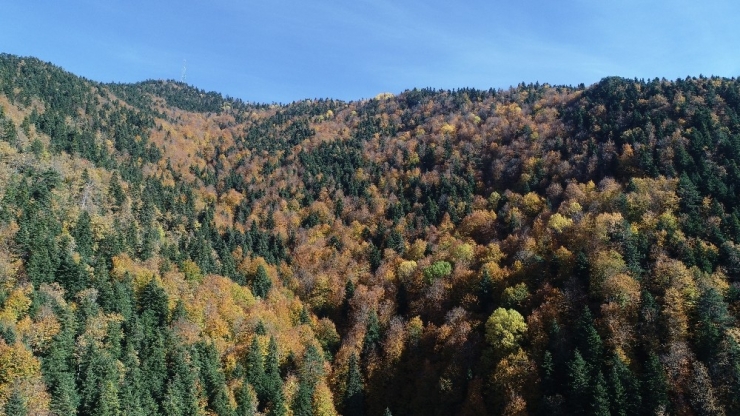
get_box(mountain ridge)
[1,53,740,415]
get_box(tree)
[608,355,641,416]
[575,307,602,367]
[642,353,668,415]
[197,341,235,416]
[252,265,272,298]
[4,388,28,416]
[246,336,265,402]
[237,382,257,416]
[566,350,590,416]
[362,310,381,360]
[73,210,94,260]
[292,345,324,416]
[344,353,364,416]
[688,361,725,416]
[264,337,285,416]
[485,308,527,355]
[591,371,610,416]
[696,287,733,361]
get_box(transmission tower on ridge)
[181,59,187,83]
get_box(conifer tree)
[591,370,610,416]
[4,388,28,416]
[253,265,272,298]
[344,353,364,416]
[237,382,257,416]
[642,353,668,415]
[362,310,381,360]
[566,350,589,415]
[264,336,285,415]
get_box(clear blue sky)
[2,1,740,103]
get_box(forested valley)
[1,54,740,415]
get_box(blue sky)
[2,1,739,103]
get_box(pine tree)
[575,307,602,368]
[119,346,145,416]
[73,210,94,260]
[362,310,380,360]
[608,355,640,416]
[197,341,235,416]
[696,287,733,361]
[237,382,257,416]
[591,370,610,416]
[264,336,284,415]
[642,353,668,415]
[252,265,272,298]
[246,336,265,401]
[344,353,364,416]
[4,388,28,416]
[566,350,590,415]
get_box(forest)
[1,53,740,415]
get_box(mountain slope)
[1,53,740,415]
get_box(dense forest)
[1,53,740,415]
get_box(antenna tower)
[181,59,187,83]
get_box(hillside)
[1,53,740,415]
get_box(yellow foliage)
[491,349,537,415]
[312,380,338,416]
[407,316,424,345]
[485,308,527,353]
[181,259,203,282]
[110,254,157,292]
[406,239,427,261]
[0,285,31,323]
[440,123,456,136]
[521,192,543,216]
[601,273,640,308]
[450,242,475,263]
[481,261,508,284]
[590,250,627,298]
[397,261,417,280]
[0,340,42,401]
[593,212,624,242]
[547,213,573,233]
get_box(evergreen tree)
[575,307,603,367]
[264,337,284,415]
[362,310,381,360]
[344,353,364,416]
[118,346,145,416]
[73,210,94,260]
[608,355,641,416]
[696,287,733,361]
[4,388,28,416]
[566,350,589,415]
[252,265,272,298]
[292,344,324,416]
[642,353,668,415]
[246,336,265,402]
[237,382,257,416]
[197,341,235,416]
[591,370,610,416]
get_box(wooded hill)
[1,53,740,415]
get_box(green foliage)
[252,265,272,298]
[423,260,452,283]
[344,353,364,416]
[4,388,28,416]
[8,54,740,416]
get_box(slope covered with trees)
[1,53,740,415]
